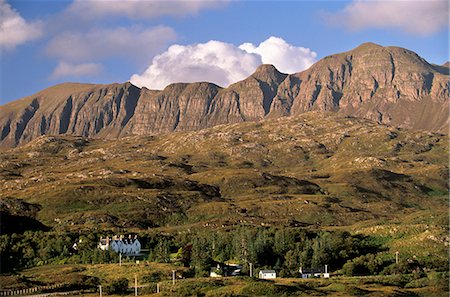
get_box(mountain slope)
[0,112,447,230]
[0,43,448,148]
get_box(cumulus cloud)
[324,0,449,36]
[239,37,317,74]
[46,26,176,63]
[65,0,228,21]
[0,0,43,50]
[50,61,103,79]
[131,37,317,89]
[130,40,261,89]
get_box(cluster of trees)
[0,231,118,272]
[144,227,445,277]
[1,227,444,277]
[145,227,384,277]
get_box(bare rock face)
[124,82,222,134]
[204,64,288,125]
[0,65,287,147]
[0,43,448,148]
[0,82,141,147]
[269,43,449,132]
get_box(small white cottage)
[98,235,141,255]
[259,270,276,279]
[299,265,330,278]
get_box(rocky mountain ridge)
[1,42,448,147]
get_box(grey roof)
[300,267,324,274]
[260,270,276,273]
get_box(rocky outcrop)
[0,43,448,147]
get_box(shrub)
[105,278,128,295]
[342,253,387,276]
[344,286,370,296]
[241,282,294,296]
[161,281,224,297]
[142,271,163,283]
[405,277,428,288]
[80,275,100,289]
[427,271,449,290]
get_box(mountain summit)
[269,42,449,132]
[0,43,448,147]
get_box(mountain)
[0,43,448,148]
[0,82,141,147]
[270,43,449,132]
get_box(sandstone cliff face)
[0,82,141,147]
[269,43,449,131]
[0,43,448,147]
[124,82,221,134]
[123,64,287,135]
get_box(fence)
[0,283,65,296]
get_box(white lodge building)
[98,235,141,255]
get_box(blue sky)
[1,0,448,105]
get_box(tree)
[284,249,301,277]
[274,228,296,256]
[300,240,313,268]
[154,238,171,263]
[191,236,212,276]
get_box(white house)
[98,235,141,255]
[299,265,330,278]
[259,270,276,279]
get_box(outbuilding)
[299,265,330,278]
[259,270,276,279]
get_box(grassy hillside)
[1,112,447,230]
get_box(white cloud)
[50,61,103,79]
[65,0,228,21]
[0,0,43,50]
[239,37,317,74]
[325,0,449,36]
[130,37,317,90]
[130,40,261,89]
[46,26,176,64]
